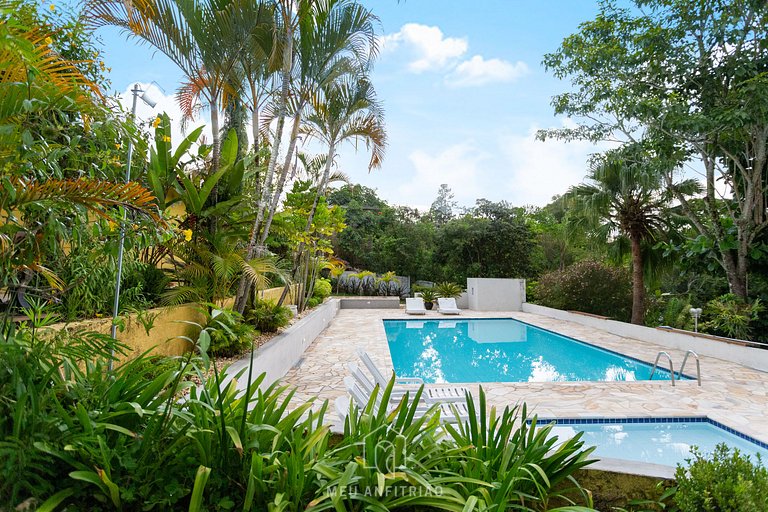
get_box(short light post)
[110,84,157,351]
[689,307,702,333]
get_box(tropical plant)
[435,281,462,299]
[245,298,292,333]
[87,0,262,171]
[566,143,699,324]
[419,288,438,309]
[163,232,280,307]
[700,294,764,341]
[203,305,257,356]
[236,0,381,313]
[542,0,768,300]
[313,278,332,300]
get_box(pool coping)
[382,317,696,381]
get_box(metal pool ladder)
[649,351,676,386]
[678,350,702,386]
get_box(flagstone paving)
[281,308,768,442]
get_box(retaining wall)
[50,285,297,361]
[522,302,768,372]
[226,298,341,391]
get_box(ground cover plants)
[0,310,599,511]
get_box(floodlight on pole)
[109,84,158,365]
[689,307,703,333]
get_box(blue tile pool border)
[526,416,768,451]
[382,317,694,380]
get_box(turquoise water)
[383,318,680,383]
[546,419,768,467]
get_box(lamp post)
[689,307,702,333]
[110,84,157,347]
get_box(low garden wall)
[50,285,297,361]
[225,298,341,391]
[522,302,768,372]
[339,296,400,309]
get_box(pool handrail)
[649,351,676,386]
[678,350,702,386]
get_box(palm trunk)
[258,109,302,248]
[210,97,220,171]
[305,141,336,233]
[234,13,294,314]
[630,233,645,325]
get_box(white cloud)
[498,122,615,205]
[447,55,529,87]
[381,23,467,72]
[397,143,490,209]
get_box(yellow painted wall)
[50,285,297,362]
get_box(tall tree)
[566,144,699,324]
[541,0,768,299]
[88,0,267,172]
[430,184,457,227]
[235,0,379,312]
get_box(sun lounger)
[405,297,427,315]
[335,376,469,423]
[355,348,469,402]
[347,362,467,404]
[437,297,461,315]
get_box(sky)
[97,0,610,211]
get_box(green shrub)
[313,278,332,299]
[645,293,693,329]
[535,260,633,321]
[245,299,292,333]
[675,444,768,512]
[204,307,256,357]
[435,281,462,298]
[700,294,764,341]
[306,296,321,309]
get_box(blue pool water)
[543,418,768,467]
[384,318,682,383]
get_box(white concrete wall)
[467,278,526,311]
[455,291,469,309]
[226,299,341,392]
[522,302,768,372]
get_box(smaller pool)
[541,417,768,467]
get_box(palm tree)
[87,0,263,172]
[301,75,386,230]
[567,143,699,324]
[234,0,379,312]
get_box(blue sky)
[98,0,609,210]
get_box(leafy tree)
[434,200,537,284]
[542,0,768,300]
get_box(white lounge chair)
[335,376,469,423]
[347,362,467,404]
[405,297,427,315]
[437,297,461,315]
[355,349,469,403]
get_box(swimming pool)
[541,417,768,467]
[383,318,683,383]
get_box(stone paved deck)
[282,309,768,442]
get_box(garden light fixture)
[110,84,158,353]
[689,307,702,333]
